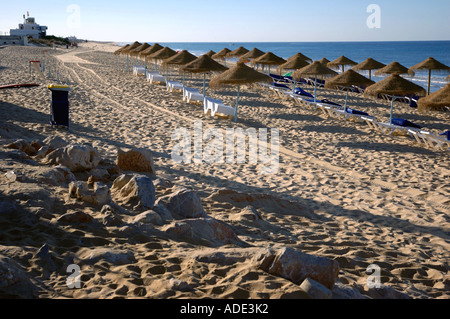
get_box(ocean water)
[117,41,450,93]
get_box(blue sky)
[1,0,449,42]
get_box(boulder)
[117,147,155,175]
[43,144,100,172]
[99,205,124,226]
[6,139,37,156]
[0,254,38,298]
[68,181,111,206]
[111,174,156,210]
[162,217,244,247]
[42,136,68,150]
[259,247,339,289]
[157,188,207,219]
[57,210,93,223]
[152,203,173,221]
[299,277,333,299]
[132,210,163,226]
[37,165,76,186]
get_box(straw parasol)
[129,43,150,57]
[180,54,228,96]
[327,56,357,73]
[212,48,232,66]
[119,41,141,72]
[417,83,450,112]
[210,62,272,122]
[161,50,198,86]
[226,46,249,59]
[139,43,164,59]
[409,57,450,96]
[374,61,415,77]
[238,47,265,63]
[251,52,286,75]
[364,74,426,124]
[287,52,312,63]
[292,61,338,102]
[352,57,386,80]
[148,47,177,76]
[319,57,330,65]
[277,56,310,93]
[325,69,375,110]
[114,44,129,55]
[204,50,216,57]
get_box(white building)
[10,16,47,39]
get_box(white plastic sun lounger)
[183,87,204,104]
[323,108,376,123]
[361,117,422,136]
[203,97,235,119]
[166,80,183,93]
[147,72,165,84]
[133,66,146,76]
[408,130,450,151]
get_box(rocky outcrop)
[111,174,156,210]
[43,144,101,172]
[117,147,155,175]
[157,188,207,219]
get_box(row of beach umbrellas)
[114,42,450,122]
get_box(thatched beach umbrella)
[409,57,450,96]
[120,41,142,72]
[209,62,272,122]
[327,56,357,73]
[114,44,129,55]
[180,54,228,97]
[129,43,151,67]
[374,61,414,77]
[251,52,286,75]
[325,69,375,110]
[238,48,265,63]
[287,52,312,63]
[212,48,231,66]
[277,56,310,93]
[292,61,338,102]
[352,57,386,80]
[204,50,216,57]
[319,57,330,65]
[139,43,164,59]
[364,74,426,124]
[417,83,450,112]
[226,46,249,59]
[148,47,177,75]
[162,50,197,86]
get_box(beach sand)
[0,42,448,299]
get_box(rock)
[68,181,111,206]
[157,188,207,219]
[300,277,333,299]
[100,205,124,226]
[132,210,163,226]
[77,248,136,266]
[111,174,156,210]
[33,243,57,277]
[37,165,76,186]
[0,254,38,298]
[43,144,100,172]
[365,285,411,299]
[89,168,110,181]
[6,139,37,156]
[117,147,155,175]
[152,203,173,221]
[152,177,173,189]
[332,282,367,299]
[259,247,339,290]
[57,210,93,223]
[230,205,263,222]
[162,217,244,247]
[42,136,68,150]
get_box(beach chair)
[408,130,450,151]
[133,66,146,76]
[166,80,183,93]
[204,97,235,119]
[147,72,165,84]
[183,86,204,104]
[365,118,423,136]
[325,107,376,123]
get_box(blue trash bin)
[48,84,70,129]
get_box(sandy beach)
[0,41,448,299]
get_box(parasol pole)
[313,76,317,103]
[234,85,241,123]
[203,73,206,97]
[389,96,399,125]
[427,69,431,96]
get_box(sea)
[116,41,450,93]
